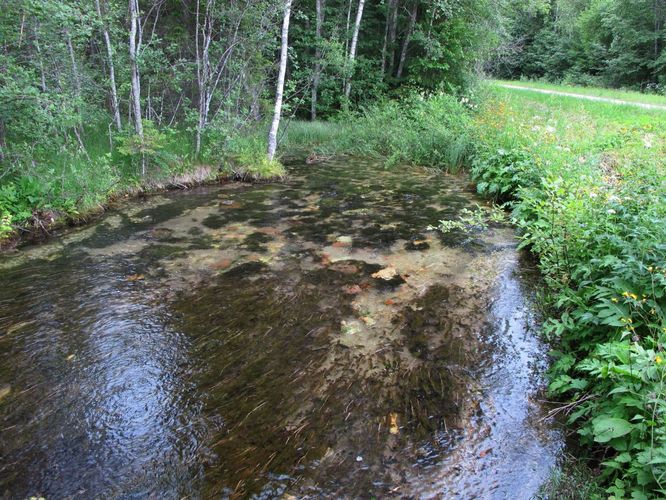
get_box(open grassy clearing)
[493,79,666,107]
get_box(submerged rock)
[371,267,398,280]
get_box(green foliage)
[471,147,539,202]
[428,204,507,234]
[286,93,474,171]
[492,0,666,91]
[223,133,286,180]
[473,85,666,497]
[116,121,179,176]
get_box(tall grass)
[284,93,475,171]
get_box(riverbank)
[473,85,666,498]
[0,133,287,249]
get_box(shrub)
[471,147,539,202]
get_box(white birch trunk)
[129,0,143,139]
[33,25,47,92]
[267,0,292,162]
[344,0,365,100]
[95,0,122,131]
[311,0,324,120]
[65,29,82,100]
[396,1,418,79]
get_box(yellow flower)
[611,298,619,303]
[656,355,663,365]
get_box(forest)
[0,0,665,498]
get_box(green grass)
[535,454,605,499]
[472,84,666,498]
[0,121,288,242]
[283,94,475,170]
[492,79,666,107]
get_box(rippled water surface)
[0,158,563,498]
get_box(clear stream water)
[0,158,563,498]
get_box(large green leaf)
[592,416,633,443]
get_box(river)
[0,158,562,498]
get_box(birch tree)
[267,0,292,162]
[311,0,325,120]
[95,0,122,131]
[344,0,366,100]
[128,0,143,139]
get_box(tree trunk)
[311,0,325,120]
[381,0,396,77]
[267,0,292,162]
[65,29,82,101]
[129,0,143,139]
[33,24,47,93]
[396,1,417,79]
[344,0,365,101]
[195,0,209,157]
[95,0,122,131]
[388,0,399,73]
[344,0,352,58]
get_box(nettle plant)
[471,147,540,203]
[515,167,666,497]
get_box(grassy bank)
[472,87,666,498]
[0,124,285,245]
[283,94,475,170]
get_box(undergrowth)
[0,120,285,241]
[471,86,666,498]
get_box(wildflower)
[607,209,616,215]
[657,355,663,365]
[611,297,619,303]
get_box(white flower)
[607,209,616,215]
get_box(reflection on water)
[0,158,562,498]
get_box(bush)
[471,147,539,202]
